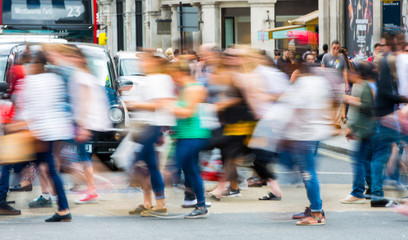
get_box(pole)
[179,2,183,53]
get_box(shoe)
[9,183,32,192]
[181,199,198,208]
[74,192,98,204]
[129,204,151,215]
[45,213,72,222]
[184,207,208,219]
[247,177,265,188]
[0,200,21,215]
[259,192,281,201]
[140,207,168,217]
[296,213,325,226]
[370,198,394,207]
[182,199,212,208]
[222,187,241,197]
[340,195,366,204]
[292,207,325,220]
[394,204,408,217]
[29,196,53,208]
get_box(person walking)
[125,52,175,216]
[167,60,211,218]
[22,50,74,222]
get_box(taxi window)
[85,54,113,89]
[0,56,8,81]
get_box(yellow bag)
[0,131,37,165]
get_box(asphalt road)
[0,212,407,240]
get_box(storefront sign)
[272,27,306,39]
[345,0,373,59]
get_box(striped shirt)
[22,73,74,141]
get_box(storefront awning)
[288,10,318,25]
[261,10,318,41]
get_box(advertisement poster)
[383,0,402,32]
[345,0,373,59]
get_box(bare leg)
[267,179,282,198]
[155,198,166,209]
[38,163,53,195]
[83,166,96,194]
[230,180,239,191]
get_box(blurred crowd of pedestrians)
[2,35,408,226]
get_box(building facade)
[98,0,318,55]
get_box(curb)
[318,142,354,156]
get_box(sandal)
[208,194,221,201]
[259,192,281,201]
[296,215,325,226]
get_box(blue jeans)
[279,141,322,212]
[351,138,373,198]
[135,126,165,199]
[176,139,207,207]
[37,142,69,211]
[0,164,13,201]
[371,123,400,200]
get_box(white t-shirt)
[69,70,111,131]
[131,74,175,126]
[280,75,334,141]
[23,73,74,141]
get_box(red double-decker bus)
[0,0,98,43]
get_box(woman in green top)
[167,60,211,218]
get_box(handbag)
[0,130,37,165]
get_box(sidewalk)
[3,183,404,220]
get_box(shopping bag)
[198,103,221,130]
[111,133,142,169]
[0,131,37,165]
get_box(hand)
[345,84,350,93]
[342,95,351,104]
[345,128,355,142]
[75,127,92,142]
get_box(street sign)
[177,6,199,32]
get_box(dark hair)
[174,49,180,56]
[374,43,381,48]
[305,53,315,60]
[384,33,397,52]
[29,50,47,65]
[358,61,376,79]
[274,49,281,56]
[331,40,340,46]
[323,44,329,51]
